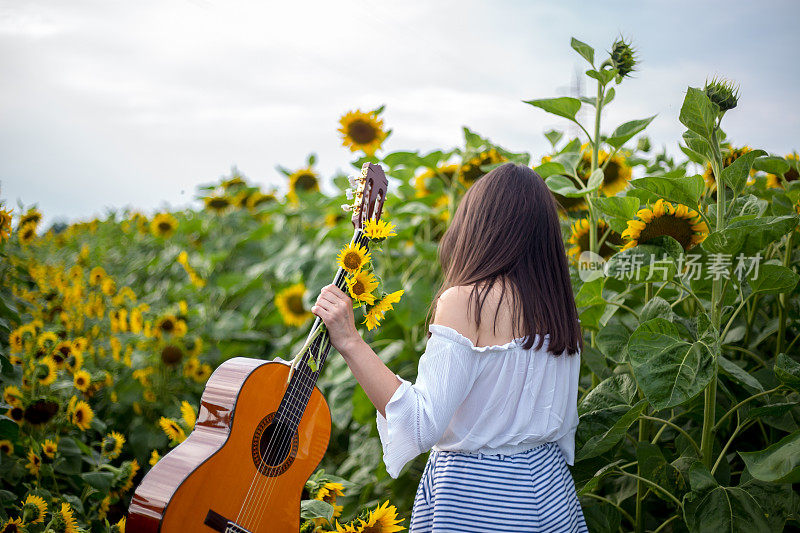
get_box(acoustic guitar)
[127,162,389,533]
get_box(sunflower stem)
[776,231,793,355]
[287,322,326,383]
[701,126,726,468]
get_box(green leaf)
[545,175,596,197]
[604,244,677,283]
[570,37,594,66]
[300,499,335,521]
[637,442,687,503]
[748,263,799,295]
[533,161,566,179]
[630,174,705,208]
[721,149,766,194]
[544,129,563,147]
[575,399,647,461]
[640,296,674,323]
[0,415,19,440]
[602,87,615,107]
[752,155,790,175]
[605,116,656,150]
[683,485,771,533]
[628,318,716,410]
[739,429,800,483]
[586,68,616,86]
[587,168,604,190]
[718,356,763,392]
[579,373,639,415]
[679,87,718,140]
[595,324,630,364]
[523,97,582,122]
[81,471,115,491]
[708,215,799,256]
[774,353,800,393]
[594,196,640,234]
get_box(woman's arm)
[311,283,402,417]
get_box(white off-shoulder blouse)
[376,323,581,479]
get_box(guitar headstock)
[345,162,388,230]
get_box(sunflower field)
[1,35,800,533]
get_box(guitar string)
[245,230,368,529]
[238,229,368,530]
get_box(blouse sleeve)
[375,326,482,478]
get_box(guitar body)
[128,358,331,533]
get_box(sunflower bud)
[610,37,637,79]
[704,76,739,112]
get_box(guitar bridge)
[204,509,254,533]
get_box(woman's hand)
[311,284,363,357]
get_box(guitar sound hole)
[258,421,293,466]
[250,412,299,476]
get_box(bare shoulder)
[432,285,479,345]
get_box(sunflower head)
[70,400,94,431]
[159,416,187,443]
[180,400,196,430]
[0,207,13,243]
[149,449,161,466]
[0,440,13,455]
[704,76,739,112]
[25,449,41,475]
[621,199,709,251]
[204,195,232,213]
[22,494,47,524]
[102,431,125,459]
[609,36,637,79]
[23,399,59,425]
[150,213,178,238]
[336,242,372,274]
[0,517,24,533]
[346,270,379,305]
[19,208,42,228]
[459,148,506,188]
[42,439,58,459]
[703,145,753,191]
[161,345,184,366]
[338,109,388,156]
[275,283,313,327]
[18,222,37,245]
[287,167,321,205]
[35,357,58,386]
[567,218,623,263]
[414,164,458,198]
[363,219,396,242]
[3,385,22,408]
[358,500,405,533]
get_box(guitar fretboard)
[274,228,370,430]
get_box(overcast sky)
[1,0,797,226]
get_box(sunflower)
[362,290,404,331]
[287,167,321,205]
[346,270,379,305]
[17,222,37,245]
[338,109,388,156]
[9,329,24,353]
[102,277,116,296]
[19,208,42,227]
[119,459,140,493]
[35,357,58,386]
[160,345,184,366]
[336,242,371,274]
[112,517,126,533]
[71,400,94,431]
[65,350,84,374]
[25,449,41,475]
[22,494,47,524]
[358,500,405,533]
[55,502,79,533]
[149,449,161,466]
[0,440,12,455]
[567,218,623,262]
[70,369,90,392]
[413,164,459,198]
[702,145,753,192]
[24,399,58,425]
[102,431,126,459]
[766,153,799,189]
[0,208,12,243]
[192,363,212,383]
[204,195,232,213]
[3,385,22,408]
[42,439,58,458]
[0,518,24,533]
[89,266,106,286]
[150,213,178,238]
[275,283,313,327]
[363,219,396,242]
[315,482,345,519]
[180,401,196,430]
[246,191,277,210]
[51,341,75,368]
[459,148,506,188]
[621,199,709,251]
[159,417,187,443]
[154,315,187,338]
[574,144,633,197]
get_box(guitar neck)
[275,228,370,429]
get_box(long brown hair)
[426,162,582,356]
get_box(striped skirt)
[410,441,588,533]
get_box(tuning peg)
[347,175,358,187]
[341,203,353,212]
[345,188,354,200]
